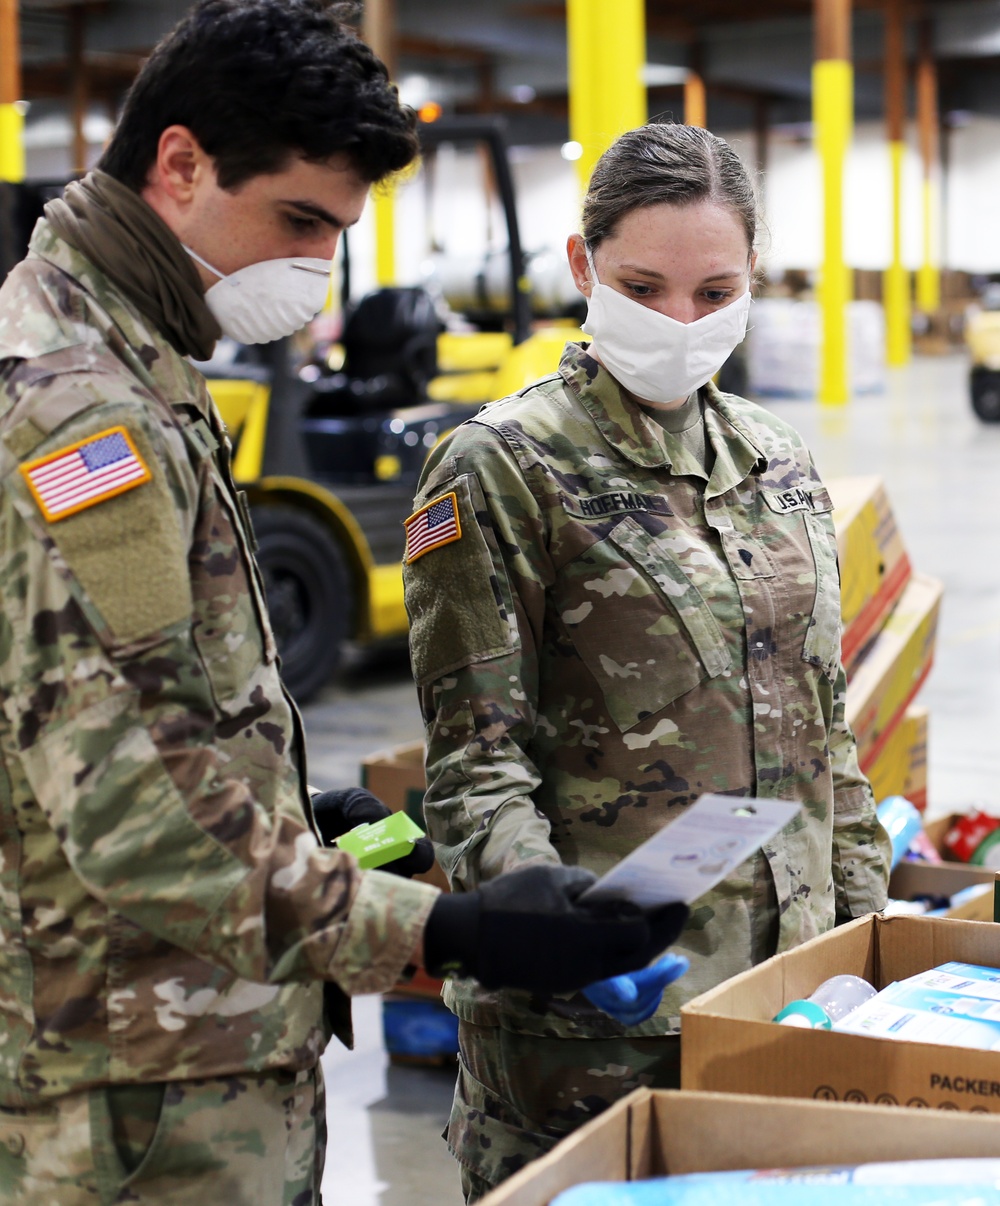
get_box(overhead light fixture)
[418,101,443,123]
[642,63,689,87]
[561,141,583,161]
[511,85,536,104]
[398,73,432,108]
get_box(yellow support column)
[373,184,396,286]
[685,43,707,128]
[916,15,941,314]
[883,0,911,366]
[813,0,853,406]
[0,0,25,183]
[567,0,646,193]
[364,0,398,285]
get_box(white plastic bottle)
[773,974,877,1029]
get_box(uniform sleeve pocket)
[802,506,842,684]
[403,474,519,686]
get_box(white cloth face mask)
[580,245,752,407]
[185,247,333,345]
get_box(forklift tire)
[250,505,352,703]
[971,368,1000,423]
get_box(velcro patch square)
[404,492,462,563]
[20,426,152,522]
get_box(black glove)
[311,786,435,878]
[422,864,689,995]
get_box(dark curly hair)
[99,0,418,190]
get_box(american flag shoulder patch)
[20,426,152,523]
[404,491,462,563]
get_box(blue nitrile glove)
[582,953,690,1026]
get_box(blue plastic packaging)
[553,1167,1000,1206]
[876,795,924,870]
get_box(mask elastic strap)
[584,242,601,288]
[183,244,226,282]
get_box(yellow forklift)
[201,117,575,700]
[966,284,1000,423]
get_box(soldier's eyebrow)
[618,263,744,283]
[281,200,357,230]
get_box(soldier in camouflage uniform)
[0,5,690,1202]
[403,124,892,1201]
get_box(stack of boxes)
[829,478,995,918]
[828,475,939,813]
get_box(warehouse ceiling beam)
[397,34,492,67]
[525,0,889,27]
[814,0,853,405]
[916,9,940,313]
[21,53,142,103]
[883,0,911,367]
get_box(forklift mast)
[416,114,533,346]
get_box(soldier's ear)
[567,233,593,298]
[150,125,211,207]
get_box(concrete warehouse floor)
[304,349,1000,1205]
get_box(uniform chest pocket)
[551,516,729,732]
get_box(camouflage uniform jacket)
[404,341,890,1040]
[0,222,437,1106]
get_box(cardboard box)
[888,812,998,922]
[845,572,943,774]
[359,739,448,893]
[360,739,426,816]
[481,1087,1000,1206]
[829,476,912,678]
[866,704,928,811]
[682,913,1000,1112]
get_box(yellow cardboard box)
[682,913,1000,1112]
[845,573,943,774]
[481,1087,1000,1206]
[829,476,912,678]
[865,704,928,811]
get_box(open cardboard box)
[888,813,998,921]
[359,739,448,893]
[682,913,1000,1112]
[480,1086,1000,1206]
[829,475,912,679]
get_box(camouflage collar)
[28,221,214,419]
[558,341,766,489]
[701,382,769,497]
[558,342,677,470]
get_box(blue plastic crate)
[382,997,459,1059]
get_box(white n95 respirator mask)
[185,246,333,345]
[581,246,751,407]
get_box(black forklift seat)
[307,286,441,415]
